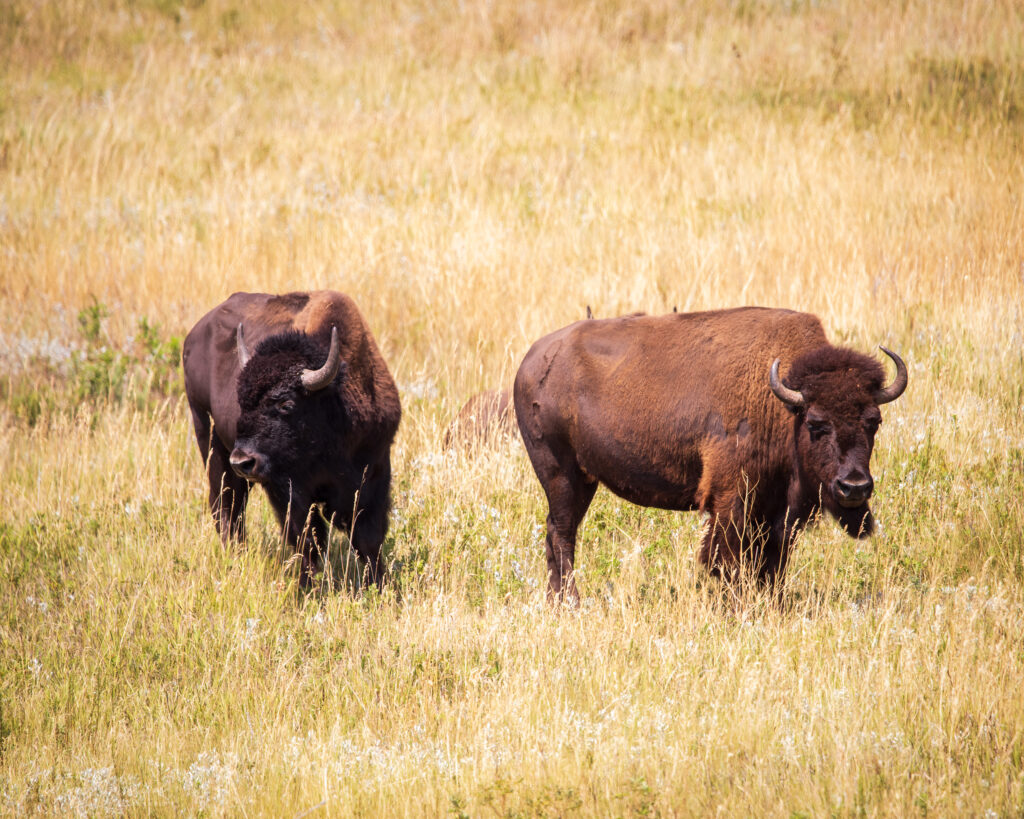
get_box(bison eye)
[806,420,831,440]
[276,398,296,415]
[864,417,881,435]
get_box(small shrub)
[2,303,183,425]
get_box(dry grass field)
[2,0,1024,815]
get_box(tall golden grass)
[2,0,1023,815]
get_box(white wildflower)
[53,767,139,818]
[183,750,239,812]
[26,596,49,615]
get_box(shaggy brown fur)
[513,306,907,604]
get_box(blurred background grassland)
[1,0,1023,816]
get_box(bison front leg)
[208,446,249,542]
[326,460,392,589]
[697,493,745,584]
[699,493,798,599]
[296,511,329,589]
[349,498,387,589]
[756,513,803,598]
[266,484,326,588]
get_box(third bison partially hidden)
[514,306,907,603]
[443,388,516,449]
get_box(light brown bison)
[443,388,516,449]
[513,307,907,603]
[183,291,401,587]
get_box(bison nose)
[229,448,260,479]
[835,477,873,507]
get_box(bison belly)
[516,357,707,512]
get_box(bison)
[183,290,401,587]
[513,306,907,603]
[443,388,517,449]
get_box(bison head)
[229,326,345,487]
[769,345,907,537]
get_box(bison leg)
[349,497,387,588]
[524,441,597,606]
[757,515,801,595]
[324,459,392,589]
[349,461,392,588]
[296,510,330,589]
[545,475,597,606]
[189,402,248,542]
[263,484,327,588]
[697,493,745,583]
[700,492,797,596]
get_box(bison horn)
[236,324,251,368]
[301,326,341,391]
[769,359,805,408]
[874,346,908,405]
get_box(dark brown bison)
[443,388,517,449]
[513,306,907,603]
[183,291,401,586]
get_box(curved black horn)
[769,359,805,408]
[301,326,341,391]
[236,324,251,368]
[874,346,908,405]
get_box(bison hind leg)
[207,437,249,543]
[188,400,249,543]
[526,445,598,606]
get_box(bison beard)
[513,307,907,605]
